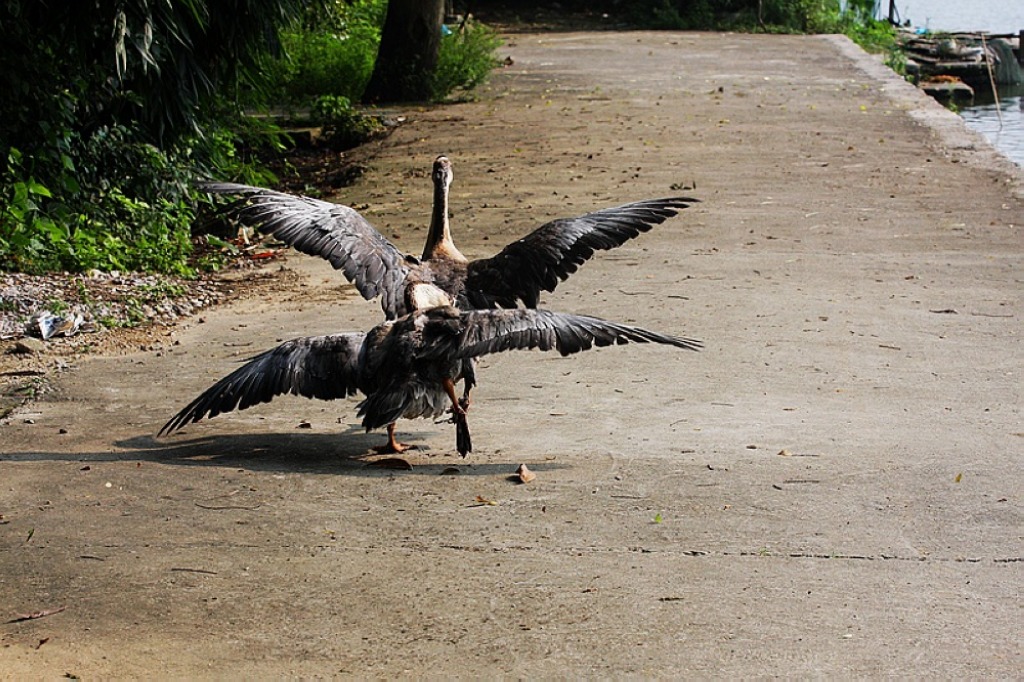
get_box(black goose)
[159,305,702,455]
[201,156,698,320]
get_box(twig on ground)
[6,605,66,624]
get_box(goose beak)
[433,156,453,185]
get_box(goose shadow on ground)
[1,427,571,478]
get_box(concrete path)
[1,32,1021,676]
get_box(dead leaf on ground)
[515,463,537,484]
[472,495,497,506]
[777,449,792,457]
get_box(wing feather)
[201,181,410,318]
[159,333,365,435]
[464,197,698,308]
[431,309,702,361]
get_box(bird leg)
[455,409,472,457]
[443,378,466,416]
[422,379,471,455]
[443,378,472,456]
[373,422,415,454]
[459,358,476,411]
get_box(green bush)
[276,27,380,104]
[0,0,310,276]
[272,0,386,104]
[311,95,385,150]
[185,112,286,187]
[622,0,891,35]
[270,1,501,105]
[1,126,197,275]
[432,21,503,101]
[0,0,502,276]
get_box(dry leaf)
[474,495,497,506]
[516,463,537,484]
[777,449,792,457]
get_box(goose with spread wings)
[159,306,702,456]
[201,156,698,320]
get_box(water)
[895,0,1023,34]
[889,0,1024,166]
[958,86,1024,167]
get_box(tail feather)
[357,389,409,432]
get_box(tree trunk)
[362,0,445,103]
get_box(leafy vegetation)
[629,0,897,38]
[272,1,387,104]
[842,11,904,73]
[311,96,387,150]
[612,0,901,74]
[432,22,504,101]
[273,1,502,105]
[1,0,503,277]
[0,0,308,276]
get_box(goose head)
[422,155,467,263]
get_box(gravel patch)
[0,262,287,418]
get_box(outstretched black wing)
[201,181,411,318]
[463,197,698,308]
[159,333,366,435]
[419,308,702,361]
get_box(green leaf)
[12,182,28,206]
[27,180,52,197]
[204,234,239,254]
